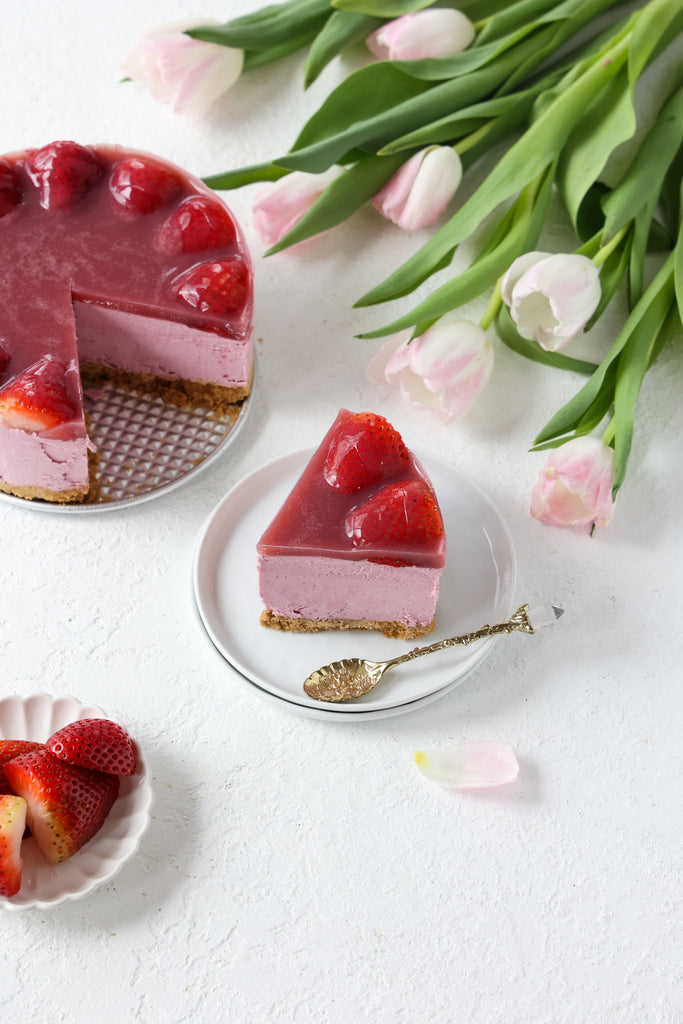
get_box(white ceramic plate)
[0,694,153,910]
[193,448,517,717]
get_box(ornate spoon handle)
[383,604,537,670]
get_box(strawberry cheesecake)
[0,140,253,503]
[257,410,446,639]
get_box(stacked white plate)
[193,449,517,722]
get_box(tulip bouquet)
[124,0,683,529]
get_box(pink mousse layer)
[258,554,441,627]
[74,301,252,387]
[0,424,89,493]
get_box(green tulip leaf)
[533,252,675,446]
[357,30,630,306]
[557,67,636,233]
[303,11,382,87]
[264,152,408,253]
[187,0,331,50]
[495,306,599,375]
[331,0,433,14]
[602,77,683,241]
[203,163,291,190]
[612,275,676,492]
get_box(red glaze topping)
[258,409,445,568]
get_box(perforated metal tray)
[0,381,251,514]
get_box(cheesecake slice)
[257,410,446,639]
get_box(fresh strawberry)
[26,141,102,210]
[346,479,444,548]
[110,156,181,214]
[0,795,27,897]
[173,259,250,316]
[159,195,236,253]
[0,158,23,218]
[0,356,76,432]
[47,718,136,777]
[4,748,119,864]
[0,740,42,795]
[324,411,411,493]
[0,341,10,375]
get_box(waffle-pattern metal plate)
[0,382,250,514]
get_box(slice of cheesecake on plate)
[257,409,446,639]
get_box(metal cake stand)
[0,380,251,514]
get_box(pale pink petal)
[373,146,462,231]
[531,436,615,529]
[500,251,550,307]
[415,742,519,789]
[503,252,601,350]
[252,167,343,247]
[366,10,475,61]
[368,316,492,421]
[121,20,243,115]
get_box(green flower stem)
[601,416,616,447]
[479,279,502,331]
[454,121,495,156]
[592,225,629,268]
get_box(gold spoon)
[303,603,563,702]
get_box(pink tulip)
[366,9,476,61]
[252,167,343,248]
[501,251,601,351]
[367,316,493,421]
[121,21,244,116]
[373,146,463,231]
[530,436,616,529]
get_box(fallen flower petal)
[367,316,493,421]
[530,435,616,529]
[366,9,476,61]
[501,251,601,350]
[373,146,463,231]
[414,742,519,789]
[252,167,343,247]
[121,21,244,116]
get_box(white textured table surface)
[2,3,681,1022]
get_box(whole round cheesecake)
[0,140,254,503]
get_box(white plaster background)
[0,2,681,1022]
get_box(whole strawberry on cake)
[0,140,253,504]
[257,410,446,639]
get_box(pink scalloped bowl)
[0,694,152,910]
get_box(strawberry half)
[173,259,250,316]
[47,718,136,777]
[0,795,27,897]
[26,141,103,211]
[159,195,236,253]
[324,411,411,493]
[0,356,76,432]
[0,740,42,796]
[0,158,23,218]
[4,748,119,864]
[110,156,181,214]
[346,479,444,548]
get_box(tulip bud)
[530,436,615,529]
[252,167,343,248]
[121,21,244,116]
[367,317,493,421]
[373,147,463,231]
[366,9,476,61]
[501,251,601,351]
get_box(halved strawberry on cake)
[257,410,446,639]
